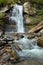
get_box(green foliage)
[19,0,43,4]
[32,16,43,24]
[0,0,19,7]
[0,0,7,7]
[0,13,5,18]
[37,8,43,15]
[31,0,43,4]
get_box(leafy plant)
[37,8,43,15]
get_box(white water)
[10,4,24,33]
[14,37,43,61]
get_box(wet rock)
[20,35,24,38]
[37,36,43,47]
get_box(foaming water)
[14,37,43,61]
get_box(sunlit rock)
[23,2,36,15]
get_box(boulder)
[23,2,36,15]
[23,2,31,14]
[37,36,43,47]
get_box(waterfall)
[8,4,43,61]
[10,4,24,33]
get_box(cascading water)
[15,37,43,61]
[10,4,24,33]
[9,4,43,61]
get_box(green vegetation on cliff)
[0,0,18,7]
[31,0,43,4]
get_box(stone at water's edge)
[14,44,22,51]
[39,29,43,35]
[3,47,19,60]
[37,36,43,47]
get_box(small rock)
[37,36,43,47]
[39,29,43,35]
